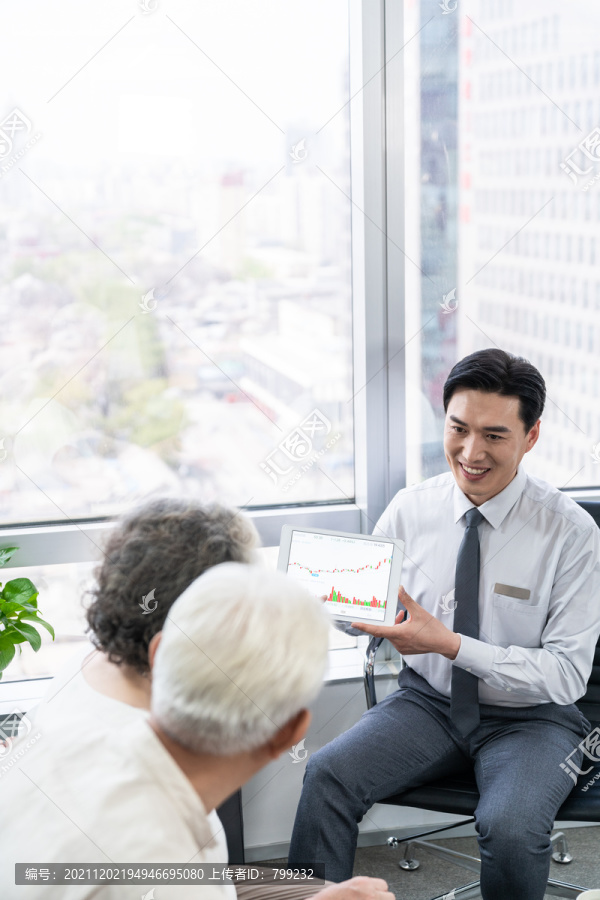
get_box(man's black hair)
[443,348,545,433]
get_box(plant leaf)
[17,613,55,639]
[0,627,27,648]
[0,644,16,672]
[1,579,39,607]
[0,601,32,618]
[11,621,42,652]
[0,547,18,568]
[0,633,27,645]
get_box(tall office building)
[458,0,600,488]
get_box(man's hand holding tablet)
[350,585,461,659]
[277,526,404,629]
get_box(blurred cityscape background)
[0,0,354,526]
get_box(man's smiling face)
[443,389,540,506]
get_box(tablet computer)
[277,526,404,628]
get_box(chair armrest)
[363,608,408,708]
[364,636,385,709]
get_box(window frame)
[2,3,596,602]
[0,0,398,571]
[0,0,600,568]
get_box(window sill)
[0,675,52,716]
[0,645,403,712]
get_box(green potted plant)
[0,547,55,680]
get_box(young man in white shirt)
[2,564,393,900]
[288,348,600,900]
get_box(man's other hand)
[350,587,461,660]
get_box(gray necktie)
[450,507,484,737]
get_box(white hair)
[151,562,330,755]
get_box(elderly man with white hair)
[1,562,394,900]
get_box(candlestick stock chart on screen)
[286,530,395,621]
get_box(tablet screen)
[285,529,396,622]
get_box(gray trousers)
[288,667,589,900]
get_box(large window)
[7,1,600,686]
[405,0,600,489]
[0,1,367,682]
[0,0,354,525]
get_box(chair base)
[426,881,587,900]
[389,828,587,899]
[551,831,573,864]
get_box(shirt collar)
[453,465,527,529]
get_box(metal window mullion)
[384,0,406,499]
[352,0,391,536]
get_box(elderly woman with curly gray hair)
[31,498,260,863]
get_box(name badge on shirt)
[494,582,532,601]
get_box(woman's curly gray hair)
[85,498,259,674]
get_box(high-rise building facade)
[458,0,600,488]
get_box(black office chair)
[218,790,245,864]
[363,498,600,900]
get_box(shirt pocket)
[490,587,545,648]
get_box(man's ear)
[525,419,541,453]
[263,709,311,760]
[148,632,162,671]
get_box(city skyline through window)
[0,0,354,526]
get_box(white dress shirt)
[374,466,600,707]
[1,670,234,900]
